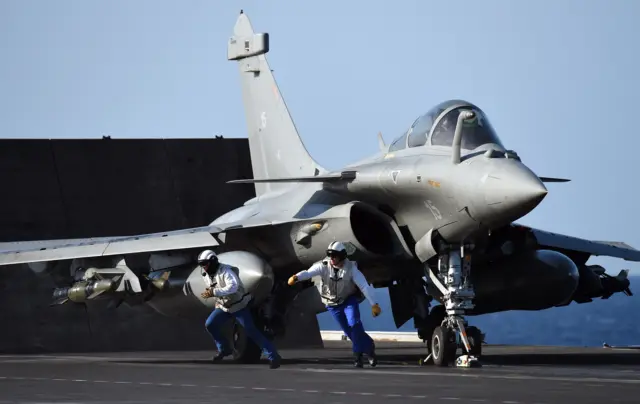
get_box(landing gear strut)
[420,243,482,368]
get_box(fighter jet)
[0,10,637,367]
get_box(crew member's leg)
[326,303,353,342]
[327,301,367,367]
[343,295,376,365]
[205,308,233,361]
[233,307,282,368]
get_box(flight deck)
[1,341,639,404]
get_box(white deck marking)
[0,375,551,403]
[291,367,640,385]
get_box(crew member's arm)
[351,264,382,317]
[201,274,216,299]
[212,268,239,297]
[288,262,324,285]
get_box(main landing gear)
[419,243,483,368]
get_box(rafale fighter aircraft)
[1,10,638,366]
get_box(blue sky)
[1,0,639,278]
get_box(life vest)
[318,259,363,307]
[205,264,252,313]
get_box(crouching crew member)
[198,249,282,369]
[287,241,382,368]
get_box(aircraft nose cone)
[479,164,548,224]
[484,169,547,207]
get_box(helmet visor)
[326,249,347,260]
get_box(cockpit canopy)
[388,100,504,153]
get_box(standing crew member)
[198,249,282,369]
[287,241,382,368]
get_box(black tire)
[431,326,456,367]
[423,305,447,353]
[231,320,263,364]
[465,326,482,357]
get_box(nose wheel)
[419,318,483,367]
[430,325,457,366]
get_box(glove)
[287,275,298,286]
[372,303,382,317]
[201,288,214,299]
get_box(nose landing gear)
[418,243,483,368]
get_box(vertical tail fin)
[228,10,326,196]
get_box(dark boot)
[269,354,282,369]
[354,353,363,368]
[368,343,378,367]
[212,350,230,363]
[368,351,378,367]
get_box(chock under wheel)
[455,354,482,368]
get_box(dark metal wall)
[0,138,255,241]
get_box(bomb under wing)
[52,278,116,305]
[50,262,144,306]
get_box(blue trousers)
[327,295,374,355]
[205,306,279,361]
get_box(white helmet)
[326,241,348,260]
[198,249,218,266]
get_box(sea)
[316,275,640,347]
